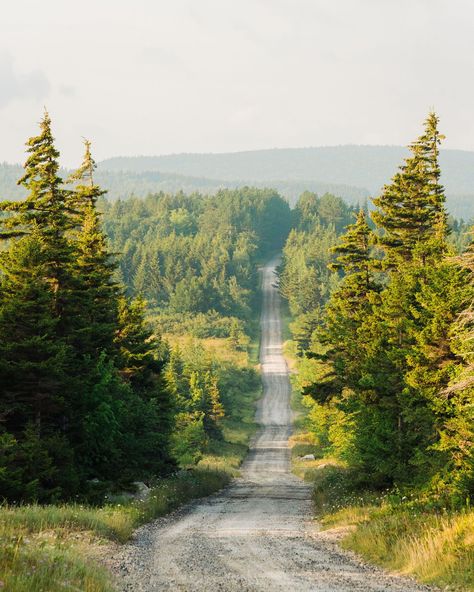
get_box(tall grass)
[0,469,230,592]
[342,508,474,590]
[311,465,474,591]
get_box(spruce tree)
[328,209,377,302]
[372,111,448,266]
[0,111,75,320]
[314,210,378,394]
[67,140,120,356]
[0,113,77,500]
[115,295,174,475]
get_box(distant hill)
[2,145,474,218]
[0,163,369,207]
[100,146,474,219]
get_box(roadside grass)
[343,506,474,590]
[0,468,230,592]
[310,463,474,592]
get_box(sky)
[1,0,473,166]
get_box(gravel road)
[111,257,435,592]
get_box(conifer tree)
[115,295,174,475]
[67,140,120,356]
[0,111,75,322]
[203,371,225,435]
[310,210,378,397]
[0,235,71,465]
[115,296,161,384]
[372,112,448,266]
[0,113,77,500]
[328,209,377,302]
[428,236,474,497]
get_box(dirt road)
[113,258,433,591]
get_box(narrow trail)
[113,257,434,592]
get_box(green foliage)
[372,112,447,266]
[0,115,174,502]
[101,187,291,327]
[281,112,474,504]
[279,192,354,343]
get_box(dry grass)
[342,508,474,590]
[310,464,474,591]
[0,469,230,592]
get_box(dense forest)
[280,112,474,503]
[101,187,290,335]
[0,113,289,503]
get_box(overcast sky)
[0,0,473,166]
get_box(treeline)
[281,112,474,503]
[101,187,290,334]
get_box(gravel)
[106,258,438,592]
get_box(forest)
[0,111,473,592]
[1,109,473,508]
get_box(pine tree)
[0,113,77,500]
[328,209,377,302]
[115,296,160,384]
[312,210,378,395]
[115,295,174,476]
[203,371,225,435]
[189,370,224,438]
[164,346,188,411]
[402,259,470,490]
[431,237,474,498]
[0,111,74,317]
[372,111,448,266]
[0,235,69,434]
[66,140,120,356]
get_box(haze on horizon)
[1,0,473,167]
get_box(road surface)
[113,257,433,591]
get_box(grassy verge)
[0,468,230,592]
[311,463,474,591]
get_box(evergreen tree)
[0,111,75,320]
[328,209,377,301]
[372,111,448,266]
[115,295,174,475]
[0,113,77,500]
[66,140,120,357]
[433,237,474,498]
[311,210,378,396]
[203,371,225,435]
